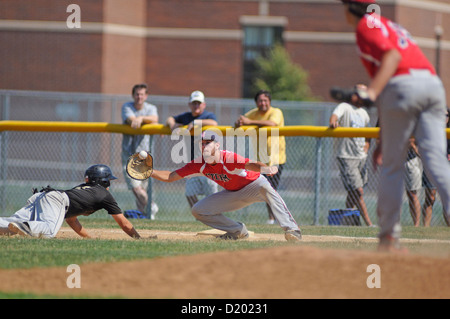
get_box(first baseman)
[339,0,450,251]
[0,165,142,239]
[149,130,302,241]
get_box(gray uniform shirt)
[121,101,158,156]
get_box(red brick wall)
[103,0,146,26]
[287,42,370,101]
[102,34,147,94]
[146,38,242,98]
[101,0,147,94]
[0,31,102,92]
[146,0,257,29]
[0,0,104,22]
[0,0,448,105]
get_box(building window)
[242,25,283,98]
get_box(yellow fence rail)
[1,120,449,138]
[1,120,449,225]
[0,120,382,138]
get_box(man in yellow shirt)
[235,90,286,224]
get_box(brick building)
[0,0,449,103]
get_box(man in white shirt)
[329,102,373,226]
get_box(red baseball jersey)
[356,14,436,78]
[175,150,260,191]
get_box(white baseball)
[138,151,148,159]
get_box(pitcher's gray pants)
[191,175,300,234]
[377,72,450,239]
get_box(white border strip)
[239,15,288,26]
[145,27,242,40]
[1,19,449,50]
[284,31,355,43]
[0,20,242,40]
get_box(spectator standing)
[329,101,373,226]
[403,141,422,227]
[235,90,286,224]
[166,90,218,207]
[121,83,159,219]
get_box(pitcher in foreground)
[338,0,450,251]
[150,130,302,241]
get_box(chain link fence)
[0,90,447,226]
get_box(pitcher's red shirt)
[356,14,436,78]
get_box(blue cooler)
[328,209,361,226]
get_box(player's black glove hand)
[330,86,374,107]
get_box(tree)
[253,45,316,101]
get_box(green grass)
[1,218,449,270]
[1,219,448,299]
[0,235,293,269]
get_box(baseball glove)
[330,86,374,107]
[126,152,153,180]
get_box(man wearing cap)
[166,91,219,207]
[338,0,450,251]
[149,129,302,241]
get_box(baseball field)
[1,218,449,301]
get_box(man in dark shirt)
[166,90,219,207]
[0,165,142,239]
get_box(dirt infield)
[1,227,449,299]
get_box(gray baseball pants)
[0,191,69,238]
[191,175,300,234]
[377,71,450,239]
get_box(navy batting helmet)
[85,164,117,188]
